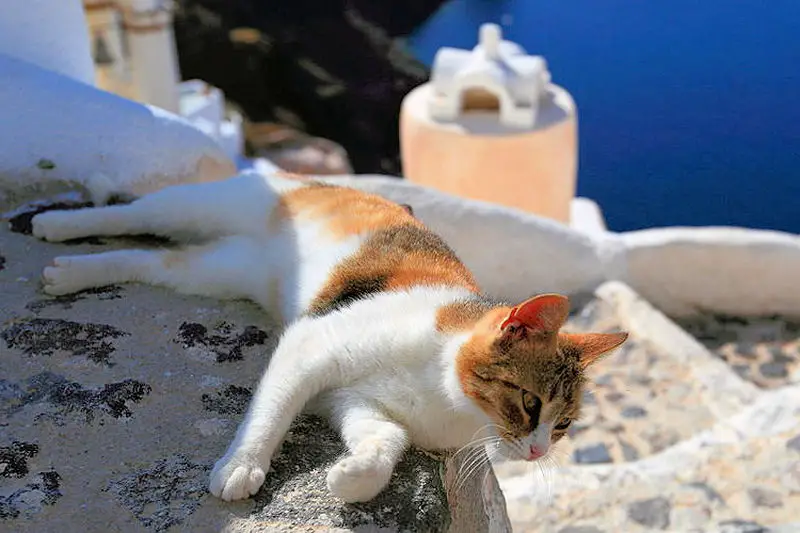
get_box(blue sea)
[409,0,800,233]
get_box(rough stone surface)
[572,443,611,465]
[627,497,671,529]
[0,205,510,533]
[717,520,770,533]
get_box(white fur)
[31,171,502,503]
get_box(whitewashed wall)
[0,0,95,85]
[0,55,236,205]
[0,0,236,206]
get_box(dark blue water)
[409,0,800,233]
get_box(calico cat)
[30,171,627,503]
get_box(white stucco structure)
[83,0,245,160]
[0,0,236,206]
[0,54,235,205]
[180,80,244,163]
[0,0,95,85]
[118,0,181,113]
[429,23,551,128]
[402,23,578,224]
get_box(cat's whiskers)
[535,461,552,502]
[545,441,570,466]
[455,448,494,493]
[454,447,484,488]
[519,450,560,503]
[453,434,503,492]
[453,435,502,459]
[451,423,504,457]
[501,437,528,462]
[543,454,561,501]
[471,423,506,440]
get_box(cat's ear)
[561,332,629,369]
[500,293,570,335]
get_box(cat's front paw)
[327,454,392,503]
[209,453,268,501]
[32,211,80,242]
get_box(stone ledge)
[0,207,510,533]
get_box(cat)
[29,170,628,503]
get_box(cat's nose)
[527,445,544,460]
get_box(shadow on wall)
[409,0,800,234]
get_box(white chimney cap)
[428,23,551,128]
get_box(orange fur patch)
[276,183,421,239]
[436,299,495,333]
[284,183,481,316]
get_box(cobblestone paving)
[679,315,800,389]
[564,298,716,465]
[494,284,800,533]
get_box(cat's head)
[455,293,627,461]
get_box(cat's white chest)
[405,398,488,450]
[347,363,488,451]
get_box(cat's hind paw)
[42,256,97,296]
[327,454,392,503]
[209,454,267,501]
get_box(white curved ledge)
[0,53,235,205]
[621,227,800,317]
[324,175,800,318]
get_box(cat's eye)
[521,390,538,412]
[521,390,542,428]
[554,417,572,430]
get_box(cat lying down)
[30,171,627,503]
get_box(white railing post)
[118,0,181,113]
[84,0,138,99]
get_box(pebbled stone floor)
[679,315,800,389]
[494,283,800,533]
[563,298,716,465]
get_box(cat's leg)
[41,236,268,302]
[325,393,409,502]
[209,311,409,502]
[32,171,301,243]
[210,319,349,501]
